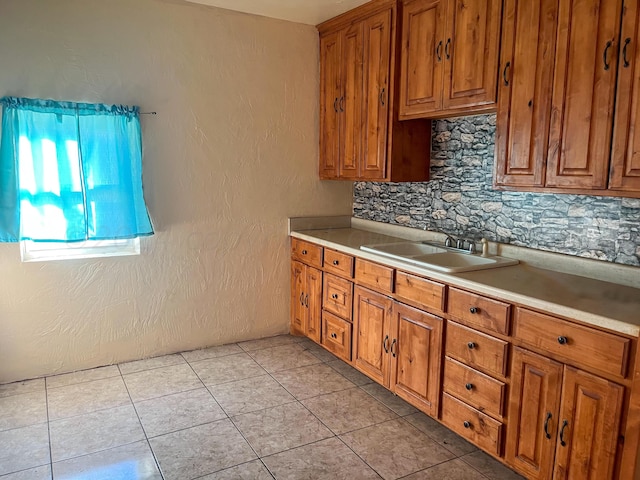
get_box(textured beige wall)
[0,0,352,383]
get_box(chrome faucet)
[444,235,456,247]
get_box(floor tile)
[49,404,145,462]
[190,353,266,386]
[52,440,161,480]
[460,451,525,480]
[263,437,380,480]
[402,459,487,480]
[199,460,273,480]
[0,391,47,432]
[0,378,45,398]
[135,388,226,438]
[149,419,256,480]
[404,412,477,457]
[0,464,51,480]
[123,363,203,402]
[302,387,396,435]
[231,402,332,457]
[208,375,295,416]
[360,382,419,416]
[181,344,243,363]
[340,418,454,480]
[237,335,302,352]
[271,363,355,400]
[249,344,322,373]
[327,360,373,386]
[119,354,186,375]
[0,423,50,476]
[47,376,131,421]
[300,342,340,363]
[46,365,120,389]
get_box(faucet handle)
[445,236,455,247]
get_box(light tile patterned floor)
[0,335,525,480]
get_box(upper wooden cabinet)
[495,0,640,197]
[318,0,432,182]
[398,0,502,120]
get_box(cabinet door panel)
[361,9,392,180]
[340,24,364,178]
[306,267,323,343]
[391,303,442,417]
[506,348,562,480]
[546,0,622,188]
[399,0,446,117]
[495,0,559,187]
[611,0,640,191]
[442,0,501,110]
[353,286,393,386]
[553,367,624,480]
[291,261,306,335]
[319,31,342,179]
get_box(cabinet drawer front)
[321,311,352,362]
[513,308,631,378]
[291,239,323,268]
[441,393,503,456]
[355,259,394,294]
[447,287,511,335]
[395,270,446,313]
[324,249,354,279]
[446,322,508,378]
[443,357,505,419]
[323,273,354,321]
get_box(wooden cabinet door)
[399,0,446,118]
[319,31,342,179]
[553,367,624,480]
[442,0,502,110]
[291,261,306,335]
[546,0,623,189]
[506,348,562,480]
[361,9,392,180]
[306,266,323,343]
[340,24,364,179]
[611,0,640,192]
[390,302,442,417]
[494,0,559,188]
[353,286,393,386]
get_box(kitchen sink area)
[359,241,519,273]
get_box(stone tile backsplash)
[353,114,640,266]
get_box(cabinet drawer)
[291,238,323,269]
[441,393,503,456]
[446,322,508,378]
[447,288,511,335]
[323,273,353,321]
[321,311,352,362]
[395,270,446,313]
[323,249,354,279]
[355,259,394,294]
[513,308,631,378]
[443,357,506,419]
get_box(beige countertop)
[290,221,640,337]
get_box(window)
[0,97,153,261]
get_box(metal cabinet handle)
[603,40,612,70]
[465,383,473,391]
[304,294,309,308]
[383,335,390,353]
[557,336,568,345]
[445,38,451,59]
[559,419,569,446]
[467,342,476,349]
[339,96,345,112]
[623,37,631,68]
[436,40,443,61]
[390,339,397,358]
[333,97,339,113]
[503,61,511,86]
[300,293,304,305]
[379,88,386,107]
[544,412,552,439]
[469,307,478,314]
[463,420,471,429]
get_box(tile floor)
[0,335,525,480]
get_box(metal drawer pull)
[557,336,568,345]
[559,419,568,446]
[544,412,552,439]
[301,249,307,255]
[463,421,471,429]
[332,260,339,265]
[469,307,478,314]
[331,293,338,300]
[465,383,473,391]
[467,342,476,349]
[331,332,337,339]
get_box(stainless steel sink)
[360,241,518,273]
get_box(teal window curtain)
[0,97,153,242]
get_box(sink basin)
[360,242,519,273]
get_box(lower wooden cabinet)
[290,260,322,342]
[506,347,624,480]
